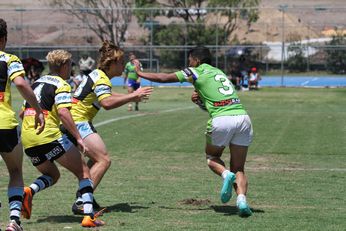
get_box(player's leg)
[206,144,236,204]
[134,83,140,111]
[21,160,59,220]
[56,144,104,227]
[127,83,134,111]
[229,115,253,216]
[205,117,236,204]
[1,137,24,229]
[82,133,111,189]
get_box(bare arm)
[136,70,179,83]
[134,61,179,83]
[100,87,153,110]
[58,107,88,153]
[13,76,45,134]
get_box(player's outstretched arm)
[13,76,45,134]
[133,61,179,83]
[100,87,153,110]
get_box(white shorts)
[76,122,97,139]
[206,115,253,147]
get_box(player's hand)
[191,90,207,111]
[76,138,89,155]
[34,110,45,135]
[133,59,141,72]
[191,90,200,104]
[133,87,153,102]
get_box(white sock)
[237,194,246,204]
[221,170,231,180]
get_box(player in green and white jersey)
[134,46,253,217]
[124,53,142,111]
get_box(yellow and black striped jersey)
[21,75,72,148]
[0,51,25,129]
[71,69,112,123]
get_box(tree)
[135,0,260,42]
[286,42,307,72]
[326,32,346,74]
[48,0,133,46]
[134,0,260,67]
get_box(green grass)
[1,87,346,230]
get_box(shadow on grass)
[35,203,150,223]
[211,205,265,216]
[36,215,81,224]
[105,202,150,213]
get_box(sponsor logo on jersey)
[94,85,111,97]
[8,62,23,76]
[0,92,4,102]
[213,98,240,107]
[24,108,49,116]
[55,92,72,104]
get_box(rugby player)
[21,50,104,227]
[124,52,143,111]
[0,18,45,231]
[134,46,253,216]
[60,41,152,215]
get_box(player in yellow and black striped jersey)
[20,49,104,227]
[0,18,45,231]
[59,41,153,215]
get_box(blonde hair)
[98,40,124,71]
[46,50,72,70]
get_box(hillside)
[1,0,345,46]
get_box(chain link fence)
[2,6,346,77]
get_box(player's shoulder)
[0,51,21,63]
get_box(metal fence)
[2,6,346,77]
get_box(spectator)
[248,67,261,90]
[79,53,95,76]
[229,62,243,90]
[68,62,84,92]
[22,57,44,85]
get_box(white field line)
[247,166,346,172]
[94,105,196,128]
[301,77,319,86]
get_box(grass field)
[1,87,346,231]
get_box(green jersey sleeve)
[175,68,198,83]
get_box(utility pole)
[279,5,288,86]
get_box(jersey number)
[214,74,234,95]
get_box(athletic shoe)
[72,198,102,215]
[237,200,252,217]
[5,220,23,231]
[72,200,84,215]
[21,187,33,219]
[81,215,105,227]
[220,172,236,203]
[93,198,101,210]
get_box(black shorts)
[24,136,73,166]
[0,127,19,153]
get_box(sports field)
[1,87,346,231]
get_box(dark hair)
[0,18,7,38]
[98,40,124,71]
[188,46,212,65]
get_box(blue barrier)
[111,76,346,87]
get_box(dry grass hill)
[1,0,345,46]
